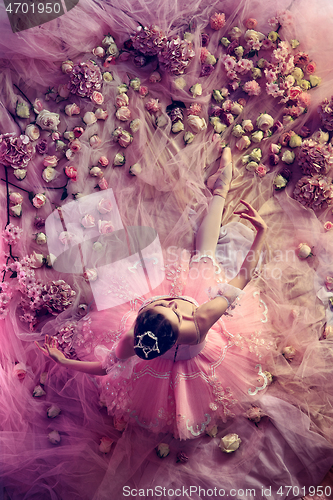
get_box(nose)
[168,301,177,309]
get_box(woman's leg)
[195,147,232,257]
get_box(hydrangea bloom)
[297,139,333,176]
[68,61,102,98]
[293,175,333,211]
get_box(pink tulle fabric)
[2,0,333,498]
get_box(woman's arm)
[195,200,267,337]
[114,328,136,359]
[36,335,107,376]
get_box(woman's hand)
[35,335,67,364]
[234,199,267,232]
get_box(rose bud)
[92,242,103,252]
[59,231,74,245]
[47,405,61,418]
[16,102,30,119]
[13,169,27,180]
[206,425,218,438]
[48,430,61,444]
[81,214,95,229]
[156,443,170,458]
[13,362,27,381]
[246,406,262,423]
[32,193,46,208]
[61,60,73,74]
[92,46,105,57]
[33,385,46,397]
[184,132,195,145]
[9,204,22,217]
[98,220,114,234]
[219,433,241,453]
[98,177,108,190]
[116,94,129,108]
[78,303,88,315]
[83,268,98,282]
[324,221,333,231]
[90,135,102,148]
[73,126,84,138]
[9,192,23,205]
[95,108,108,120]
[98,156,109,167]
[29,251,44,268]
[273,174,288,190]
[36,232,47,244]
[65,103,80,116]
[40,372,48,385]
[113,153,125,166]
[297,243,312,259]
[99,437,113,453]
[176,451,189,463]
[282,345,296,361]
[103,72,113,82]
[65,166,77,181]
[34,216,45,229]
[129,163,142,175]
[113,417,127,431]
[34,98,44,114]
[83,111,97,125]
[130,119,141,133]
[90,166,104,178]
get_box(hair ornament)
[134,330,160,358]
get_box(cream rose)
[98,220,114,234]
[29,251,44,268]
[113,153,125,166]
[89,135,102,148]
[251,130,264,143]
[256,113,274,131]
[187,115,207,134]
[206,425,218,437]
[172,121,184,134]
[25,124,40,141]
[36,232,47,244]
[297,243,312,259]
[219,433,241,453]
[242,120,253,133]
[130,119,141,133]
[65,103,80,116]
[95,108,108,120]
[13,169,27,180]
[156,443,170,458]
[36,109,60,131]
[90,166,104,177]
[236,136,251,151]
[129,163,142,175]
[190,83,202,98]
[282,150,295,164]
[232,125,244,138]
[83,111,97,125]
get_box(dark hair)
[133,309,179,360]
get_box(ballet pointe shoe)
[206,147,233,198]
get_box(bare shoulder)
[115,327,135,359]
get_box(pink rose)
[97,198,112,214]
[74,126,84,138]
[118,131,133,148]
[288,86,302,101]
[116,107,131,121]
[58,84,70,99]
[98,220,114,234]
[325,276,333,291]
[51,132,60,141]
[65,103,81,117]
[145,98,161,113]
[81,214,95,229]
[29,251,44,268]
[13,362,27,381]
[98,156,109,167]
[61,60,74,74]
[48,430,61,444]
[99,437,113,454]
[83,268,98,282]
[324,221,333,231]
[116,94,129,108]
[95,108,108,120]
[139,85,149,98]
[89,135,102,148]
[98,177,108,190]
[113,416,127,431]
[270,143,281,154]
[65,166,77,181]
[69,139,82,153]
[32,193,46,208]
[36,110,60,131]
[305,61,316,74]
[92,47,105,58]
[33,98,44,114]
[25,124,40,141]
[59,231,74,245]
[9,192,23,204]
[91,91,104,106]
[255,164,267,177]
[43,155,58,167]
[245,18,257,29]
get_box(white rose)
[246,161,259,172]
[113,153,125,166]
[251,130,264,143]
[155,114,168,128]
[212,90,224,103]
[184,131,195,144]
[42,167,57,183]
[289,134,302,148]
[206,425,218,438]
[9,204,22,217]
[89,166,104,177]
[36,109,60,131]
[249,148,262,162]
[190,83,202,98]
[36,232,47,244]
[282,150,295,164]
[117,84,128,94]
[130,118,141,133]
[25,124,40,141]
[129,163,142,175]
[205,53,217,65]
[33,385,46,397]
[83,112,97,125]
[297,243,312,259]
[273,174,288,189]
[187,115,207,134]
[130,78,141,90]
[47,405,61,418]
[156,443,170,458]
[214,122,227,134]
[219,433,241,453]
[232,125,244,138]
[13,169,27,180]
[172,120,184,133]
[236,136,251,150]
[244,29,265,42]
[48,430,61,444]
[256,113,274,131]
[242,119,253,133]
[230,102,243,115]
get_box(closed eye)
[154,302,181,323]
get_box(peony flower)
[36,109,60,131]
[97,198,112,214]
[297,243,312,259]
[129,163,142,176]
[89,135,102,148]
[81,214,95,229]
[210,12,226,30]
[187,115,207,134]
[83,112,97,125]
[190,83,202,98]
[206,425,218,438]
[98,220,114,234]
[98,177,108,190]
[95,108,108,120]
[246,406,262,423]
[113,153,125,166]
[83,268,98,282]
[65,166,77,181]
[256,113,274,131]
[29,251,44,268]
[99,437,113,453]
[65,103,80,116]
[89,166,103,178]
[282,345,296,361]
[68,61,102,98]
[25,125,40,141]
[116,107,131,121]
[48,430,61,444]
[47,405,61,418]
[33,385,46,397]
[13,362,27,381]
[156,443,170,458]
[219,433,241,453]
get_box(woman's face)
[145,300,182,330]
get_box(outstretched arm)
[195,200,267,337]
[36,335,107,376]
